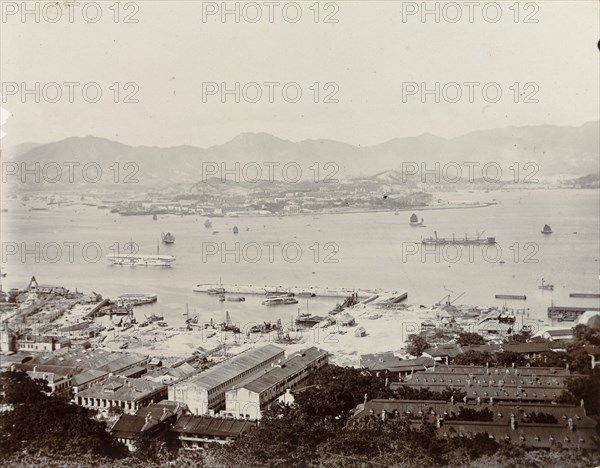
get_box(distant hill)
[4,121,598,189]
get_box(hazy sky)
[1,0,598,148]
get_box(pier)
[495,294,527,301]
[193,283,398,299]
[547,305,600,321]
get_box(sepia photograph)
[0,1,599,466]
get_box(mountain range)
[3,121,598,188]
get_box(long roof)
[240,347,328,394]
[77,376,166,402]
[27,348,147,373]
[186,345,284,390]
[172,415,255,437]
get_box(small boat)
[538,278,554,291]
[541,224,552,234]
[204,219,212,228]
[233,226,239,234]
[409,213,424,226]
[207,287,226,295]
[262,297,299,306]
[157,321,168,327]
[226,296,246,302]
[218,295,226,302]
[153,214,157,221]
[161,232,175,244]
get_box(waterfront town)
[2,1,599,466]
[1,275,599,464]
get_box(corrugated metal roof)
[241,347,327,394]
[188,345,284,390]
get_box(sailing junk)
[542,224,552,234]
[409,213,424,226]
[161,232,175,244]
[204,219,212,228]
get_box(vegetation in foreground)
[2,326,600,467]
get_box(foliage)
[572,324,600,346]
[407,334,430,357]
[0,372,126,460]
[0,370,50,404]
[445,406,494,422]
[558,368,600,417]
[457,332,486,346]
[293,364,395,420]
[453,350,493,366]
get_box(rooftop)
[77,376,166,402]
[172,415,256,437]
[186,345,284,390]
[240,347,328,395]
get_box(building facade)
[169,345,285,415]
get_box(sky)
[0,0,598,149]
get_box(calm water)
[1,189,599,326]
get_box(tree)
[573,325,600,346]
[457,332,485,346]
[453,350,493,366]
[0,372,126,459]
[407,335,430,357]
[558,369,600,417]
[494,351,527,368]
[0,371,50,404]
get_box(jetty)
[569,293,600,299]
[548,305,600,321]
[84,298,110,319]
[495,294,527,301]
[193,283,399,299]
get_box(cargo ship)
[422,231,495,246]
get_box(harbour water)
[1,189,599,328]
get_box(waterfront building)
[172,415,256,448]
[169,345,285,415]
[74,376,167,414]
[353,399,599,449]
[224,347,328,419]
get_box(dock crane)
[436,292,465,307]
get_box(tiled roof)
[77,376,166,402]
[172,415,255,437]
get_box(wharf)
[548,305,600,321]
[193,283,393,299]
[495,294,527,301]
